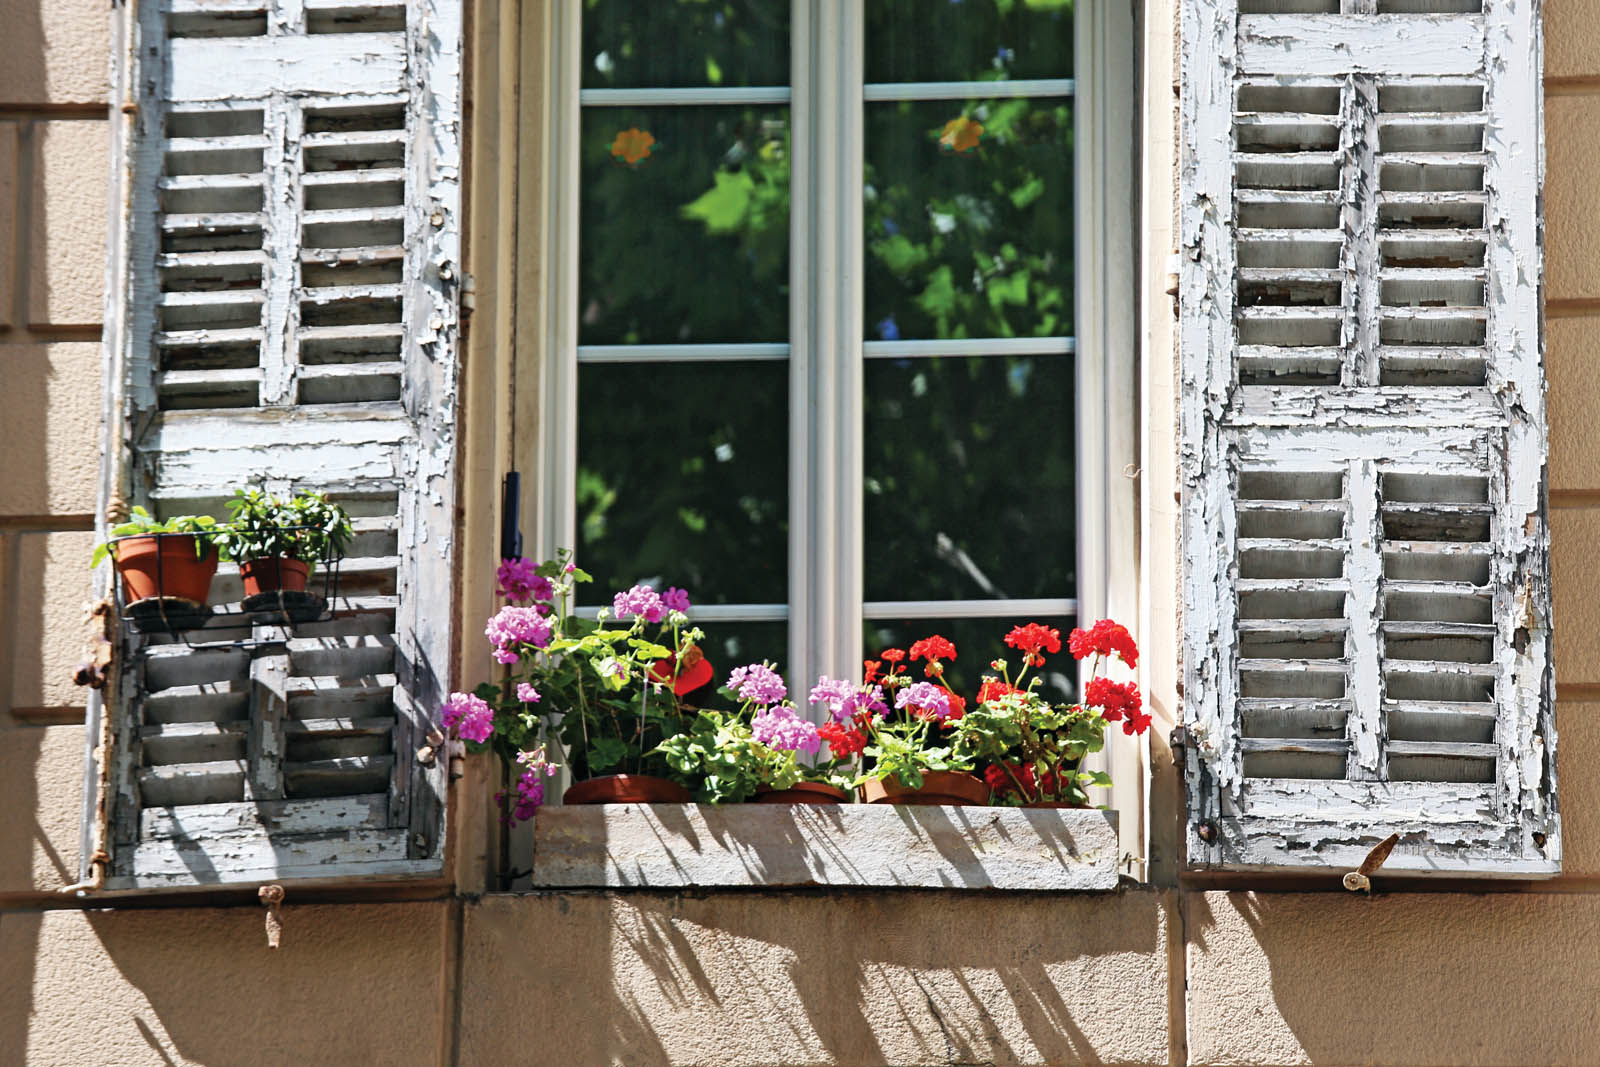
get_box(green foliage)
[951,687,1108,806]
[211,488,354,569]
[653,709,798,804]
[90,507,218,568]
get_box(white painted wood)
[533,805,1121,891]
[1180,0,1555,875]
[863,79,1076,101]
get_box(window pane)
[864,355,1075,600]
[577,362,787,605]
[580,107,790,345]
[583,0,789,90]
[697,621,790,707]
[864,615,1078,704]
[864,98,1073,341]
[866,0,1074,85]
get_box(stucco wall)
[5,0,1600,1065]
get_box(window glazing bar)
[574,603,789,622]
[580,87,792,107]
[863,599,1077,621]
[863,337,1074,359]
[863,79,1075,102]
[577,343,790,363]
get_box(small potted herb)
[214,488,354,597]
[91,506,221,608]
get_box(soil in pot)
[240,556,310,597]
[753,782,850,805]
[859,770,991,806]
[563,774,691,805]
[113,536,219,606]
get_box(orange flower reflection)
[939,116,983,155]
[610,127,656,166]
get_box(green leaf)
[587,737,628,773]
[681,170,754,234]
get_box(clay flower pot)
[753,782,850,805]
[112,536,219,606]
[562,774,691,805]
[240,556,311,597]
[858,770,991,807]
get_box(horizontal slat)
[1239,736,1348,755]
[1237,16,1485,78]
[1384,659,1498,678]
[158,172,263,192]
[297,361,403,381]
[125,827,413,885]
[142,681,251,724]
[287,633,396,676]
[1385,740,1498,760]
[160,211,264,231]
[139,722,249,765]
[155,326,263,348]
[168,35,406,102]
[138,760,246,807]
[164,134,270,154]
[301,129,405,149]
[283,754,395,797]
[301,205,405,226]
[158,366,261,389]
[139,793,388,841]
[1238,658,1349,673]
[301,167,407,187]
[298,282,403,304]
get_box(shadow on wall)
[463,889,1174,1067]
[1187,890,1600,1066]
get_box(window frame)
[529,0,1144,874]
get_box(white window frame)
[532,0,1143,872]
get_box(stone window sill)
[531,804,1120,891]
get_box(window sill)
[531,804,1120,891]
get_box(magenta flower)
[895,681,953,721]
[516,682,541,704]
[729,662,787,705]
[496,557,554,604]
[752,705,822,756]
[662,586,692,613]
[441,692,494,743]
[613,584,666,623]
[811,677,888,723]
[505,749,559,821]
[485,605,553,665]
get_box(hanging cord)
[259,885,286,948]
[61,598,120,896]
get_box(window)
[536,1,1133,722]
[1179,0,1558,875]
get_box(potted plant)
[213,488,354,598]
[849,636,991,806]
[952,620,1148,807]
[91,506,221,609]
[653,663,853,804]
[438,550,712,817]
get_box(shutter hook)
[259,884,286,948]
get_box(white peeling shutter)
[1179,0,1556,875]
[86,0,461,889]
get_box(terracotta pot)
[562,774,691,805]
[112,536,219,605]
[858,770,991,807]
[754,782,850,805]
[240,556,311,597]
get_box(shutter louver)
[1180,0,1556,875]
[88,0,460,889]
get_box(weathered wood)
[533,805,1122,891]
[1181,0,1555,875]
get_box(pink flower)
[516,682,541,704]
[895,681,953,721]
[441,692,494,744]
[662,586,691,613]
[496,557,554,604]
[809,676,888,723]
[613,584,665,623]
[485,606,553,665]
[752,705,822,756]
[729,662,787,705]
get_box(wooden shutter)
[85,0,461,889]
[1179,0,1556,875]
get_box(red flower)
[977,678,1020,704]
[819,720,866,758]
[909,635,957,664]
[879,648,906,668]
[1005,623,1062,667]
[1122,709,1152,736]
[1068,619,1139,668]
[1084,677,1141,723]
[944,692,966,721]
[863,659,882,684]
[648,645,714,695]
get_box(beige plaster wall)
[4,1,1600,1065]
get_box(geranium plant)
[436,549,715,822]
[952,619,1148,806]
[653,662,852,802]
[843,635,977,790]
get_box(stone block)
[5,529,96,713]
[28,120,108,328]
[0,0,110,105]
[0,343,102,517]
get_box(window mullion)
[790,0,864,699]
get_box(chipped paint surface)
[1179,0,1557,875]
[89,0,462,890]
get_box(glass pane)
[864,355,1075,600]
[864,615,1078,704]
[580,107,790,345]
[583,0,789,90]
[577,361,787,605]
[866,0,1074,85]
[864,97,1074,341]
